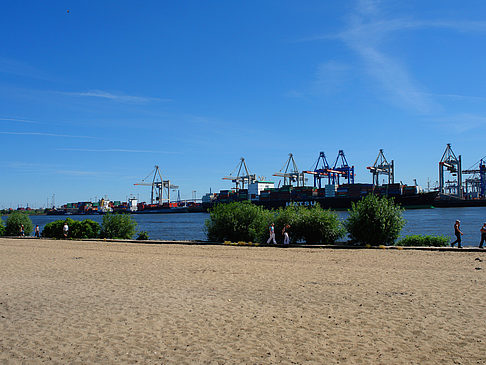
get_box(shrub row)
[42,218,100,239]
[205,201,346,244]
[205,195,445,246]
[396,234,449,247]
[42,214,139,239]
[0,212,142,240]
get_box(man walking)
[451,220,463,248]
[267,223,277,245]
[479,223,486,248]
[282,224,290,245]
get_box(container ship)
[202,182,438,211]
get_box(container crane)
[438,144,462,198]
[367,149,394,185]
[303,151,349,188]
[331,150,355,185]
[134,165,179,205]
[303,152,332,188]
[222,157,257,191]
[273,153,306,187]
[462,158,486,198]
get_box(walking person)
[34,225,40,238]
[450,220,463,248]
[19,224,25,237]
[282,224,290,245]
[479,223,486,248]
[63,221,69,239]
[267,223,277,245]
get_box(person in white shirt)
[63,222,69,239]
[267,223,277,245]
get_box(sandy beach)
[1,238,485,364]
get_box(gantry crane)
[303,151,332,188]
[367,149,394,185]
[222,157,257,191]
[134,165,179,205]
[331,150,355,185]
[462,158,486,198]
[439,143,462,198]
[273,153,306,187]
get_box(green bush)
[345,194,405,246]
[68,219,100,239]
[0,219,5,236]
[396,235,449,247]
[205,202,345,244]
[5,211,33,236]
[137,231,149,240]
[292,204,345,244]
[273,205,301,244]
[42,218,101,239]
[272,204,345,244]
[101,213,137,239]
[205,201,274,243]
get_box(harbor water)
[21,207,486,246]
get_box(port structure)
[134,165,179,205]
[273,153,305,187]
[222,157,256,191]
[331,150,355,185]
[303,151,355,188]
[462,158,486,198]
[439,143,462,198]
[367,149,394,185]
[303,152,332,188]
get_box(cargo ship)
[135,201,204,214]
[202,182,439,210]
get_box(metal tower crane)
[303,151,332,188]
[222,157,257,191]
[331,150,355,185]
[134,165,179,205]
[462,158,486,198]
[273,153,306,187]
[439,143,462,198]
[367,149,394,185]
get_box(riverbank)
[1,238,485,364]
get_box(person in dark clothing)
[479,223,486,248]
[451,220,463,248]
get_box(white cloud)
[61,89,171,103]
[428,113,486,133]
[0,117,41,124]
[54,169,99,176]
[57,148,179,154]
[0,56,49,80]
[0,131,98,139]
[298,0,486,115]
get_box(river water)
[22,207,486,246]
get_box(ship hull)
[203,192,439,211]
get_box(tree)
[5,211,33,236]
[345,194,405,246]
[100,213,137,239]
[205,201,273,243]
[42,218,101,239]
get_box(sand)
[0,238,485,364]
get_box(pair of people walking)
[267,223,290,245]
[450,220,486,248]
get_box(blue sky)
[2,0,486,208]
